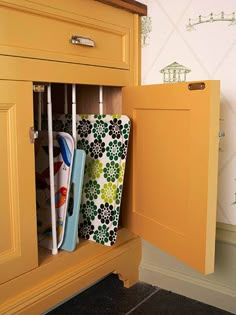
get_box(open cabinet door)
[122,81,220,274]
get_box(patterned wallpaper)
[141,0,236,225]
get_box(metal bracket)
[33,84,46,93]
[29,127,38,143]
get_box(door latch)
[188,82,205,90]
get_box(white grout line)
[125,287,160,315]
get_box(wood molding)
[141,261,235,296]
[140,262,236,314]
[216,222,236,246]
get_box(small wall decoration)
[186,11,236,31]
[141,16,152,47]
[160,62,191,83]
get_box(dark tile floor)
[47,274,234,315]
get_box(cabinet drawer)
[0,3,130,69]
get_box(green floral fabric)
[77,115,131,246]
[52,114,131,246]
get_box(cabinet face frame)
[0,1,140,283]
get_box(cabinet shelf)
[38,228,138,267]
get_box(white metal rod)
[72,84,77,145]
[64,84,68,114]
[72,84,78,244]
[38,93,42,131]
[99,85,103,115]
[41,92,45,115]
[47,84,58,255]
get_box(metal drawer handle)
[70,35,95,47]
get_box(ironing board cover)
[51,114,131,246]
[35,131,74,249]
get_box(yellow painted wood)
[1,0,222,313]
[0,0,131,70]
[0,55,135,86]
[0,81,38,285]
[0,229,141,315]
[96,0,147,15]
[122,81,220,274]
[1,0,135,25]
[0,1,141,312]
[0,0,140,86]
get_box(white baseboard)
[140,224,236,314]
[140,262,236,313]
[216,222,236,246]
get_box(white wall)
[141,0,236,225]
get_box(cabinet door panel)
[0,81,38,284]
[122,81,220,274]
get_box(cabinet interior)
[33,84,122,115]
[33,82,124,264]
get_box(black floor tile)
[129,289,234,315]
[47,274,157,315]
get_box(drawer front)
[0,2,131,69]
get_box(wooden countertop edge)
[96,0,147,16]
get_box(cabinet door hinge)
[29,127,38,143]
[33,84,45,92]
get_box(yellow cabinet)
[0,1,220,314]
[0,81,38,285]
